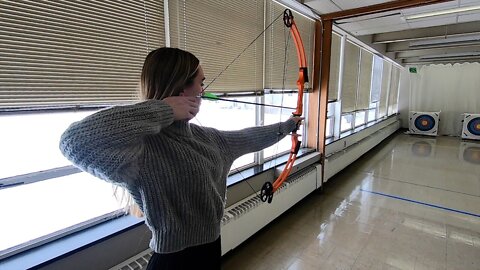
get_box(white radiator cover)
[325,120,400,181]
[221,167,318,255]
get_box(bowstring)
[269,22,291,173]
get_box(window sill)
[325,115,396,145]
[0,215,143,270]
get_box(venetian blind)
[388,66,400,115]
[370,55,383,103]
[328,32,341,101]
[264,1,315,90]
[379,60,392,117]
[169,0,264,93]
[356,49,373,110]
[0,0,164,110]
[341,40,360,113]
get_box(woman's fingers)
[163,96,201,121]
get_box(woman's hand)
[162,96,201,121]
[291,116,304,125]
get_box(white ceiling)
[303,0,480,65]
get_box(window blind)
[0,0,164,111]
[341,40,360,113]
[356,48,373,110]
[379,60,391,117]
[264,1,314,91]
[328,32,341,102]
[388,66,400,115]
[169,0,264,93]
[370,55,383,103]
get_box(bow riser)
[261,9,310,203]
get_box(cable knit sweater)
[59,99,297,253]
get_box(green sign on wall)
[409,67,417,73]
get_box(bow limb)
[261,9,308,204]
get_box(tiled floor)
[221,133,480,270]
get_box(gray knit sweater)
[59,100,296,253]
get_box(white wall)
[407,63,480,136]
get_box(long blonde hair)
[115,47,200,217]
[140,47,200,100]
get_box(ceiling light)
[405,5,480,20]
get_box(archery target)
[461,114,480,140]
[415,115,435,131]
[409,111,440,136]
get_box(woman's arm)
[217,118,299,160]
[59,100,174,184]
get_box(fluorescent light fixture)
[405,5,480,20]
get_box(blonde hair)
[113,185,144,217]
[140,47,200,100]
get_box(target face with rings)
[466,117,480,136]
[414,115,436,131]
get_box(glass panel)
[356,49,373,110]
[379,61,391,118]
[263,93,299,159]
[355,111,366,127]
[193,97,256,168]
[388,67,400,116]
[371,55,383,103]
[328,33,342,101]
[341,40,360,113]
[0,111,97,179]
[327,102,336,117]
[0,173,120,253]
[341,114,353,132]
[368,108,377,122]
[326,118,333,138]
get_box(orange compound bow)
[260,9,308,204]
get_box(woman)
[59,47,301,269]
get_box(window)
[0,1,164,110]
[341,40,360,114]
[326,118,333,138]
[0,172,119,253]
[379,60,392,118]
[263,93,301,159]
[328,33,342,102]
[265,2,315,91]
[388,67,401,116]
[341,114,353,132]
[355,111,366,127]
[371,55,383,103]
[0,111,95,179]
[368,108,377,122]
[356,49,373,111]
[169,0,264,93]
[192,97,256,169]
